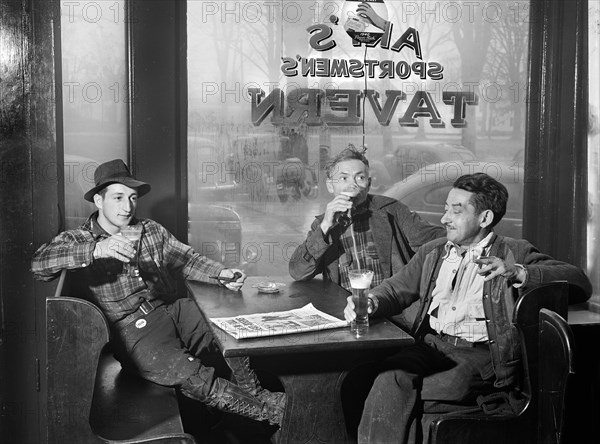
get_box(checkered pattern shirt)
[338,210,385,292]
[31,213,225,323]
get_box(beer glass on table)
[120,225,142,277]
[348,269,374,338]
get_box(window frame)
[127,0,592,285]
[523,0,588,270]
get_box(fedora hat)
[84,159,151,202]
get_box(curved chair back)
[538,308,574,444]
[47,296,110,443]
[513,281,568,400]
[428,281,571,444]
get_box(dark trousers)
[112,298,224,398]
[358,333,496,444]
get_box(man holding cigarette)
[289,145,445,294]
[32,159,285,428]
[343,172,592,444]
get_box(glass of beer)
[120,225,142,277]
[334,190,359,227]
[348,269,374,338]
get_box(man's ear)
[479,209,494,228]
[93,194,103,210]
[326,178,335,194]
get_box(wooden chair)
[428,281,572,444]
[47,270,198,444]
[537,308,575,444]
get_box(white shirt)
[428,233,495,343]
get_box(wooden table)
[187,276,413,444]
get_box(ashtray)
[252,281,286,293]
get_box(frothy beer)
[349,272,372,289]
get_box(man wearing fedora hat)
[32,159,285,427]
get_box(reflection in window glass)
[60,0,128,228]
[187,1,529,275]
[588,0,600,302]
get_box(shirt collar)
[443,232,494,260]
[85,212,141,239]
[88,212,111,239]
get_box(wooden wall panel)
[0,0,60,442]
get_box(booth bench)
[46,269,197,444]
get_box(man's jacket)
[371,233,593,388]
[289,194,445,283]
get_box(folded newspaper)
[210,303,347,340]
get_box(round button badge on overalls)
[135,318,147,329]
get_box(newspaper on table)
[210,303,347,340]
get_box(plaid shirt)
[31,213,225,323]
[338,209,385,291]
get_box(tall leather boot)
[181,376,283,425]
[225,356,287,410]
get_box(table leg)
[275,370,350,444]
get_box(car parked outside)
[385,141,476,184]
[188,203,257,274]
[188,135,239,201]
[383,160,524,239]
[368,159,393,193]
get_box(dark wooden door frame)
[524,0,588,268]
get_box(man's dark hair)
[97,188,108,199]
[453,173,508,227]
[325,144,369,179]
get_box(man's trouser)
[111,298,284,425]
[358,333,496,444]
